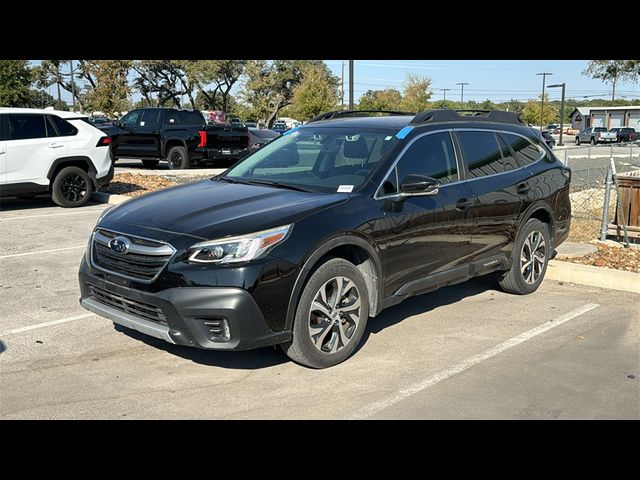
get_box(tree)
[400,73,432,112]
[500,98,525,117]
[430,99,458,110]
[583,60,637,103]
[0,60,32,107]
[522,94,557,126]
[241,60,324,126]
[28,89,56,108]
[132,60,194,108]
[33,60,97,110]
[290,63,339,120]
[83,61,131,116]
[357,89,402,111]
[184,60,246,112]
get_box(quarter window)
[457,131,503,178]
[48,115,78,136]
[7,114,47,140]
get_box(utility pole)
[56,64,62,110]
[548,82,566,146]
[69,60,76,112]
[536,72,553,129]
[611,78,616,105]
[441,88,451,102]
[456,82,469,109]
[341,61,345,109]
[348,60,354,110]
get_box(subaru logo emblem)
[109,236,130,254]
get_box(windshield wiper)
[243,179,312,192]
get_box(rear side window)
[48,115,78,136]
[0,115,6,141]
[500,133,542,167]
[7,114,47,140]
[164,111,179,125]
[141,110,161,129]
[177,111,204,125]
[496,134,520,171]
[457,131,503,178]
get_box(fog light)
[202,318,230,342]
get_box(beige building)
[570,106,640,131]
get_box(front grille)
[91,228,175,283]
[88,285,167,325]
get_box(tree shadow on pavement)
[113,324,287,370]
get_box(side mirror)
[400,174,440,195]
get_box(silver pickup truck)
[575,127,617,145]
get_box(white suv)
[0,108,114,207]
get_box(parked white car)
[0,108,114,207]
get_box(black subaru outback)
[79,109,571,368]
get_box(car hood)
[100,179,348,247]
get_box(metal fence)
[556,143,640,224]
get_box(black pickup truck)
[610,127,640,144]
[100,107,250,169]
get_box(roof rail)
[308,109,413,123]
[409,109,523,126]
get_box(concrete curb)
[546,260,640,294]
[91,192,130,205]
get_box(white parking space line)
[349,303,600,419]
[2,313,94,335]
[0,209,106,222]
[0,245,86,259]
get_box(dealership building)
[569,106,640,131]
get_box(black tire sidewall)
[290,258,370,368]
[51,166,93,208]
[167,146,189,169]
[510,219,551,294]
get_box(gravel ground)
[557,242,640,273]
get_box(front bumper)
[79,264,291,351]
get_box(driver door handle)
[48,143,64,149]
[455,198,473,211]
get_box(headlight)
[188,224,292,264]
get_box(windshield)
[223,126,400,193]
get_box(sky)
[42,60,640,106]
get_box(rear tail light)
[96,136,111,147]
[198,130,207,148]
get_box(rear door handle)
[455,198,473,211]
[516,182,530,195]
[49,143,64,149]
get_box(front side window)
[121,110,142,128]
[379,131,457,196]
[225,127,399,193]
[7,114,47,140]
[457,130,503,178]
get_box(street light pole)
[547,83,566,146]
[456,82,469,109]
[69,60,76,112]
[441,88,451,102]
[348,60,354,110]
[341,61,345,109]
[536,72,552,129]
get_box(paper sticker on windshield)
[395,126,413,139]
[337,185,354,193]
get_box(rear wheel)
[167,146,190,170]
[590,137,597,146]
[498,218,550,295]
[142,159,160,169]
[281,258,369,369]
[51,166,93,208]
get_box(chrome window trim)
[89,228,177,284]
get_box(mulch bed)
[557,243,640,274]
[100,173,177,197]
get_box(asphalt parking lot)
[0,195,638,420]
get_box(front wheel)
[51,166,93,208]
[167,146,190,170]
[281,258,369,369]
[498,218,551,295]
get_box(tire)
[142,159,160,169]
[575,137,580,145]
[590,137,596,146]
[281,258,370,369]
[498,218,551,295]
[167,145,190,170]
[51,166,93,208]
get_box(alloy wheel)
[169,151,183,169]
[520,230,546,284]
[308,276,361,354]
[61,174,88,203]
